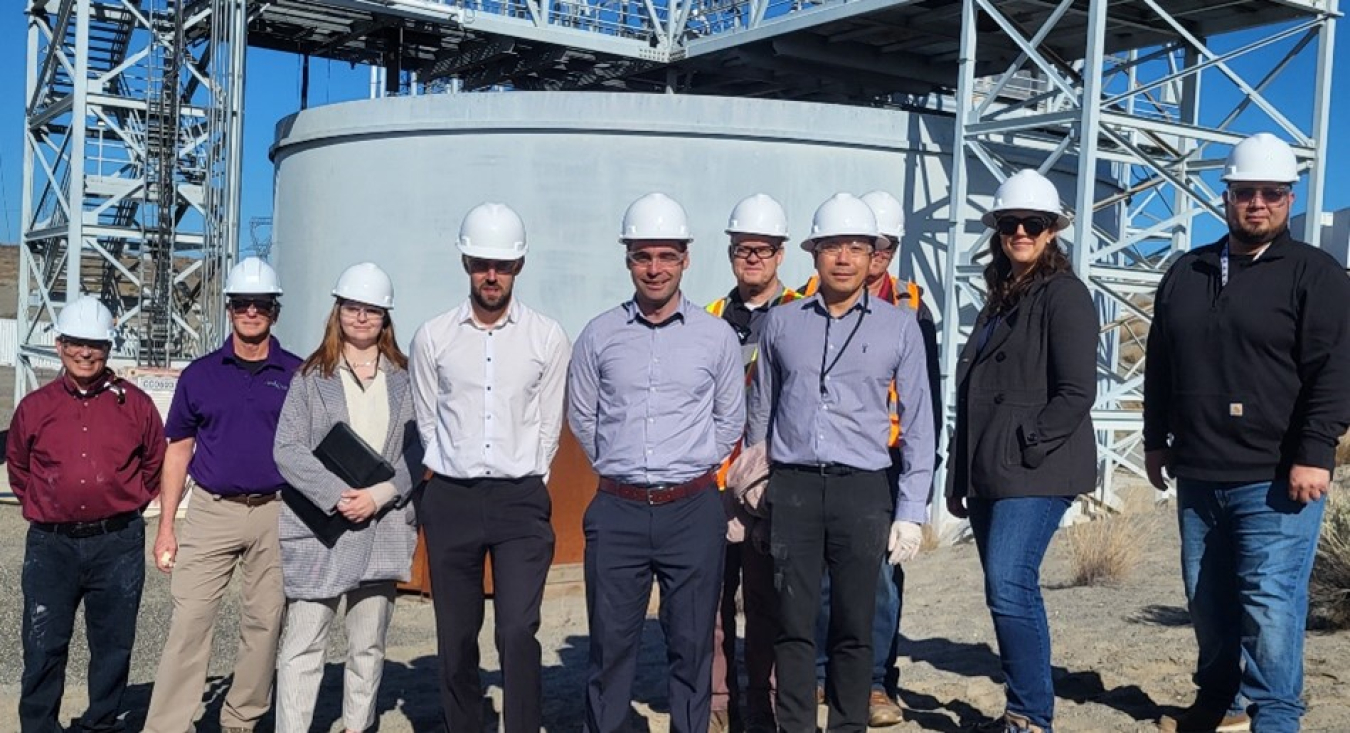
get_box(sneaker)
[970,712,1046,733]
[1158,704,1251,733]
[709,709,732,733]
[868,690,904,727]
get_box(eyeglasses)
[465,258,521,275]
[730,244,780,261]
[59,338,110,353]
[228,297,277,314]
[1228,186,1290,205]
[339,302,387,320]
[996,216,1053,237]
[814,240,875,258]
[626,251,686,268]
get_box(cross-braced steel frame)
[17,0,243,398]
[938,0,1338,517]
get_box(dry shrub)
[1336,430,1350,467]
[1064,511,1153,587]
[920,523,943,553]
[1310,493,1350,630]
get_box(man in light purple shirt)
[746,194,935,733]
[568,192,745,733]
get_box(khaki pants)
[143,493,285,733]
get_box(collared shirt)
[411,299,571,480]
[747,293,935,522]
[6,370,167,523]
[164,335,302,495]
[568,295,745,485]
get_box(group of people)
[7,131,1348,733]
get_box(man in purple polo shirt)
[143,257,302,733]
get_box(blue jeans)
[20,517,146,733]
[815,562,904,694]
[969,496,1072,732]
[1177,478,1324,733]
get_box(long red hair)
[300,302,408,377]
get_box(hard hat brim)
[458,244,527,260]
[799,235,888,252]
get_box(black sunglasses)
[465,258,521,275]
[996,216,1053,237]
[228,297,278,314]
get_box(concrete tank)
[269,92,1092,349]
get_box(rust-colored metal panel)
[397,424,596,595]
[547,423,598,566]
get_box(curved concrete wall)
[269,92,1094,350]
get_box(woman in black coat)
[947,169,1099,733]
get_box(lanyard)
[819,291,868,395]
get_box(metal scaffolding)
[939,0,1339,512]
[17,0,242,396]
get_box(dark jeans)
[420,475,555,733]
[583,486,727,733]
[20,516,146,733]
[1177,478,1324,733]
[968,496,1072,732]
[712,535,777,719]
[816,562,904,694]
[769,467,891,733]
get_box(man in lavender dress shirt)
[568,192,745,733]
[746,194,935,733]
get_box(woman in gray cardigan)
[272,262,422,733]
[947,171,1098,733]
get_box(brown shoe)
[868,690,904,727]
[709,709,732,733]
[1158,704,1251,733]
[816,685,826,706]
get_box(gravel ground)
[1,484,1349,732]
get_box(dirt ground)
[1,479,1349,733]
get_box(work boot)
[816,685,826,706]
[868,690,904,727]
[709,709,731,733]
[1158,704,1251,732]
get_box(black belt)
[776,462,869,476]
[32,511,140,539]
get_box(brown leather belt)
[216,492,278,507]
[597,471,716,506]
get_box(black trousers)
[21,517,145,733]
[420,475,555,733]
[583,487,726,733]
[768,467,892,733]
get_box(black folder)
[282,422,396,547]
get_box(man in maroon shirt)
[6,295,167,733]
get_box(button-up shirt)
[411,299,571,480]
[747,293,935,522]
[6,371,167,523]
[568,296,745,485]
[164,336,301,495]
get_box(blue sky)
[0,9,1347,248]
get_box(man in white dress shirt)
[410,202,571,733]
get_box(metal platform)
[241,0,1332,99]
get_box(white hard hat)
[223,256,283,295]
[56,295,116,342]
[1222,132,1299,184]
[860,190,905,242]
[620,193,693,244]
[457,203,528,260]
[980,169,1072,231]
[800,193,885,252]
[332,262,394,309]
[726,194,789,239]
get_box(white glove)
[887,521,923,565]
[727,442,770,510]
[727,516,747,544]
